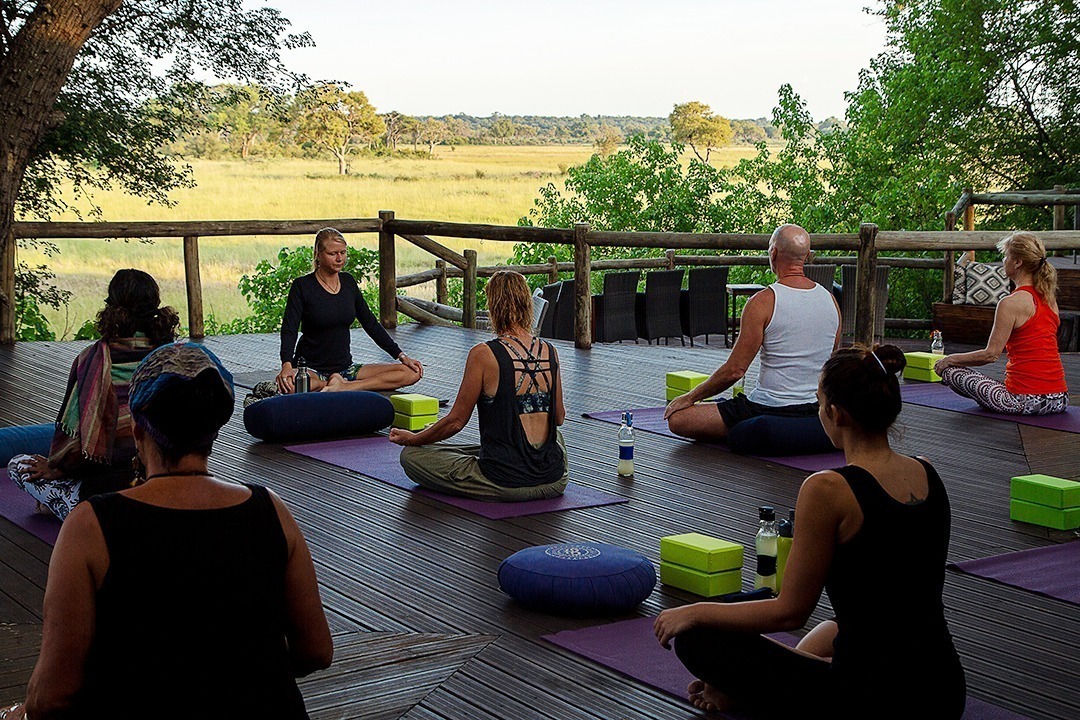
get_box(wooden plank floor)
[1,327,1078,719]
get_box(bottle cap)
[758,506,775,521]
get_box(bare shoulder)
[799,469,852,506]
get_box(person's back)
[826,460,964,716]
[79,484,308,719]
[752,282,838,406]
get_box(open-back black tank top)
[79,484,308,719]
[477,338,565,488]
[825,459,966,718]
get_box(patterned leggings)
[7,454,81,520]
[940,367,1069,416]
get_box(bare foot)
[321,373,347,392]
[687,679,734,714]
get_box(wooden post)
[1053,185,1066,231]
[943,211,956,303]
[378,210,397,329]
[183,235,205,340]
[463,248,477,329]
[855,223,879,346]
[665,249,676,270]
[435,260,448,304]
[962,187,976,263]
[548,255,559,284]
[0,228,15,344]
[573,223,592,349]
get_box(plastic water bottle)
[930,330,944,355]
[295,357,311,394]
[776,509,794,594]
[754,506,778,593]
[617,411,635,477]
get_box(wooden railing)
[9,214,1080,347]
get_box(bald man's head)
[769,224,812,264]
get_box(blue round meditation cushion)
[727,414,835,457]
[243,391,394,443]
[498,542,656,614]
[0,423,54,466]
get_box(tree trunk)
[334,149,347,175]
[0,0,124,343]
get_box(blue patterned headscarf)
[129,342,235,451]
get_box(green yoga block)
[660,533,743,573]
[392,412,437,431]
[1011,474,1080,509]
[1010,499,1080,530]
[660,562,743,597]
[904,351,943,370]
[902,365,942,383]
[390,393,439,416]
[667,371,709,392]
[666,386,686,402]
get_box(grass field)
[21,144,767,337]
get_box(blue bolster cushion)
[243,391,394,443]
[0,423,54,467]
[727,414,835,456]
[498,542,656,614]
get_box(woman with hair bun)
[6,269,180,519]
[655,344,965,720]
[935,231,1068,415]
[389,271,568,501]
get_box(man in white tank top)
[665,224,840,441]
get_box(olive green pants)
[399,431,568,502]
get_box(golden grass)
[23,144,768,336]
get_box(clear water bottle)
[930,330,944,355]
[295,357,310,394]
[754,506,778,593]
[776,509,794,594]
[617,411,635,477]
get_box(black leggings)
[673,627,966,720]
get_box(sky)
[264,0,889,121]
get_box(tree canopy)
[668,101,734,163]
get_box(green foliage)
[669,101,734,163]
[223,244,380,334]
[296,84,386,174]
[15,297,55,342]
[73,320,102,341]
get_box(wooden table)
[727,283,765,344]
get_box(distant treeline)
[170,83,845,164]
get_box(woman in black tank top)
[654,344,965,719]
[391,271,569,501]
[19,343,332,719]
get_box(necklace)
[144,470,214,482]
[316,271,341,294]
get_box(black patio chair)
[537,282,561,338]
[552,278,576,341]
[840,265,889,340]
[636,269,685,345]
[804,264,837,290]
[594,270,641,343]
[680,266,728,346]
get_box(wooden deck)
[1,326,1078,719]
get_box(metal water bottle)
[295,357,311,394]
[754,506,778,593]
[930,329,944,355]
[617,411,635,477]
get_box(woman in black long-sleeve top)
[275,227,423,393]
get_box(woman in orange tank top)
[934,232,1068,415]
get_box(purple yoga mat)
[900,382,1080,433]
[544,616,1028,720]
[285,436,627,519]
[583,407,844,473]
[0,475,61,545]
[950,542,1080,605]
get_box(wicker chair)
[840,265,889,340]
[804,264,837,291]
[594,271,641,343]
[551,278,576,341]
[636,269,685,345]
[537,282,562,338]
[680,266,728,346]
